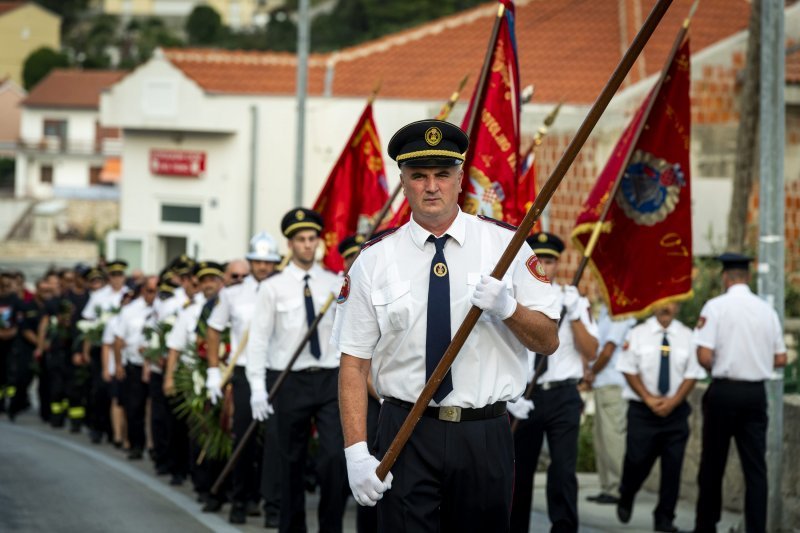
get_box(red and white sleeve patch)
[337,275,350,304]
[526,254,550,283]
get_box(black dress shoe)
[654,522,678,532]
[127,448,143,460]
[229,503,247,524]
[202,497,223,513]
[588,492,619,504]
[617,501,632,523]
[246,500,261,517]
[169,475,185,486]
[263,509,279,528]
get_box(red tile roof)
[22,69,127,109]
[163,0,768,104]
[0,1,24,16]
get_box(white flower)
[77,320,96,333]
[192,370,204,396]
[149,332,160,349]
[164,315,177,326]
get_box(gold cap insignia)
[355,235,365,244]
[296,210,305,221]
[537,233,548,243]
[425,127,442,147]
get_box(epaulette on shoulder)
[477,214,517,231]
[361,227,400,251]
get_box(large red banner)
[313,103,388,272]
[572,39,693,318]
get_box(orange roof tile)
[163,0,765,104]
[22,69,127,109]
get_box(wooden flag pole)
[376,0,675,480]
[465,3,506,138]
[511,0,696,434]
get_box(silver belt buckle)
[438,405,462,422]
[540,381,552,391]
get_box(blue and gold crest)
[616,149,686,226]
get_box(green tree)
[263,10,297,51]
[22,47,69,90]
[33,0,89,35]
[186,5,223,45]
[121,17,183,67]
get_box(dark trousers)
[191,438,226,497]
[269,368,348,533]
[356,396,381,533]
[8,344,34,418]
[376,400,514,533]
[167,392,190,478]
[46,348,70,425]
[619,400,690,526]
[511,385,582,533]
[122,363,148,451]
[261,370,282,513]
[88,346,111,437]
[695,381,768,533]
[149,371,170,468]
[231,366,262,506]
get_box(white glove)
[507,397,535,420]
[470,274,517,320]
[205,367,223,405]
[250,389,274,421]
[563,286,582,321]
[344,441,393,507]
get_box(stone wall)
[64,199,119,237]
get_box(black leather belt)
[712,378,764,385]
[383,397,507,423]
[538,378,580,391]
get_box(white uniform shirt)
[592,306,636,389]
[113,297,155,366]
[618,316,706,401]
[166,293,207,353]
[332,209,561,408]
[207,275,262,367]
[102,314,121,375]
[147,294,187,374]
[533,282,598,384]
[246,262,341,391]
[82,285,128,320]
[693,284,786,381]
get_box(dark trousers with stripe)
[46,347,70,425]
[356,396,381,533]
[377,400,514,533]
[511,385,582,533]
[695,380,768,533]
[269,368,348,533]
[619,400,690,526]
[122,363,148,452]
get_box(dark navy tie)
[303,274,321,359]
[658,331,670,395]
[426,235,453,403]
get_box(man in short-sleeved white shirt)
[509,232,599,533]
[335,120,561,532]
[693,253,787,533]
[615,303,706,532]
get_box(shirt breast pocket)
[466,272,512,322]
[371,280,411,331]
[276,298,304,329]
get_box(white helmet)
[246,231,281,262]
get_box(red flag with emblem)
[459,0,522,225]
[313,103,389,272]
[571,39,693,318]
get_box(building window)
[161,204,201,224]
[43,119,67,150]
[89,166,102,185]
[40,165,53,184]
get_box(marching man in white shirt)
[510,232,599,533]
[246,208,345,533]
[615,302,706,533]
[206,233,282,523]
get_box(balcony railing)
[17,136,122,156]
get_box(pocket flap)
[371,280,411,306]
[276,298,303,312]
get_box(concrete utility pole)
[758,1,785,531]
[294,0,310,207]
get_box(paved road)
[0,412,742,532]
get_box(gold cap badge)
[296,210,305,221]
[425,127,442,146]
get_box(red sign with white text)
[150,150,206,177]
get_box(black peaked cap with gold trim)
[716,252,752,271]
[106,259,128,274]
[388,119,469,167]
[193,260,225,279]
[526,232,565,258]
[338,234,366,260]
[281,208,323,239]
